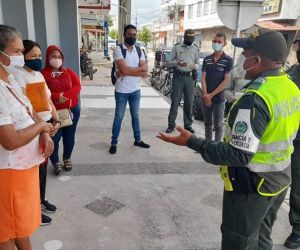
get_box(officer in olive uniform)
[166,29,199,134]
[284,37,300,249]
[158,29,300,250]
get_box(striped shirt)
[202,52,232,103]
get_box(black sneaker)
[42,200,57,213]
[166,127,174,133]
[284,233,300,249]
[41,214,52,226]
[185,127,195,134]
[109,145,117,154]
[134,141,150,148]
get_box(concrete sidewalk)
[32,65,292,250]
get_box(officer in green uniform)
[166,29,199,134]
[284,37,300,249]
[157,29,300,250]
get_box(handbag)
[57,108,73,128]
[25,82,51,112]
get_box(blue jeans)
[111,90,141,145]
[50,104,80,164]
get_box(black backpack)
[111,44,142,85]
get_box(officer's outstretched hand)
[156,126,192,146]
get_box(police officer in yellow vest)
[157,28,300,249]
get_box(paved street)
[32,62,292,250]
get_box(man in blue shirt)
[201,32,232,142]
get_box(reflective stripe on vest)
[247,158,291,172]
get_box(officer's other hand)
[177,60,187,67]
[156,125,192,146]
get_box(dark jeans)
[203,102,225,142]
[39,158,48,203]
[289,141,300,235]
[50,104,80,164]
[111,90,141,145]
[168,75,194,129]
[221,189,287,250]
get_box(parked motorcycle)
[80,52,97,80]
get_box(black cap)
[184,29,195,37]
[293,36,300,44]
[232,29,287,61]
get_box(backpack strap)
[119,44,127,59]
[135,45,142,59]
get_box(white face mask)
[242,55,258,72]
[212,42,223,52]
[49,58,63,69]
[0,51,25,74]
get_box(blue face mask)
[25,58,42,71]
[212,43,223,52]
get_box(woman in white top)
[0,25,54,250]
[14,40,60,226]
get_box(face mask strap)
[0,51,10,58]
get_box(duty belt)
[174,69,192,77]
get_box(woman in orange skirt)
[0,25,54,250]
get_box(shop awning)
[257,21,300,31]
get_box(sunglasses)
[212,40,223,44]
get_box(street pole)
[118,0,131,44]
[172,4,177,45]
[232,1,242,65]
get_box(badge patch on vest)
[230,109,259,153]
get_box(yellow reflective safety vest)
[221,74,300,196]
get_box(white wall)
[0,0,3,24]
[280,0,300,20]
[25,0,36,40]
[184,0,223,31]
[44,0,60,45]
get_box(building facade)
[152,0,185,49]
[184,0,300,62]
[0,0,81,74]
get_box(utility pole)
[171,3,177,45]
[135,15,137,28]
[118,0,131,43]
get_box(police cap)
[232,29,287,61]
[184,29,195,37]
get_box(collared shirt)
[202,52,232,103]
[113,43,145,94]
[0,75,44,170]
[14,68,52,121]
[168,43,199,72]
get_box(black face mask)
[184,40,193,46]
[25,58,42,71]
[124,37,136,46]
[297,50,300,64]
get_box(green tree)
[109,29,118,40]
[107,15,114,27]
[137,26,152,45]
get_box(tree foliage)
[107,15,113,27]
[109,29,118,40]
[137,26,152,45]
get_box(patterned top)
[0,75,44,170]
